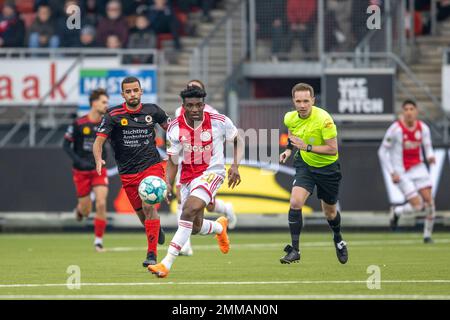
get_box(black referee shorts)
[292,154,342,205]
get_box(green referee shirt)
[284,106,338,168]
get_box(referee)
[279,83,348,264]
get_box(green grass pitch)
[1,232,450,299]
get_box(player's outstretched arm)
[93,136,107,175]
[228,133,244,189]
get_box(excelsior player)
[63,89,109,252]
[93,76,169,266]
[378,100,436,243]
[148,85,244,278]
[173,80,237,257]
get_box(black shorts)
[293,154,342,205]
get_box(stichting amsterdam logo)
[121,118,128,126]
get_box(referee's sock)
[288,208,303,251]
[327,211,342,243]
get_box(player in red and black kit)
[93,76,170,267]
[63,88,109,252]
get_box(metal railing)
[248,0,441,63]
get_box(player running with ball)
[148,85,244,278]
[174,79,237,257]
[93,76,169,266]
[378,100,436,243]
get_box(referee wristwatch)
[306,144,313,152]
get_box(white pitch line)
[106,238,450,252]
[1,294,450,300]
[1,279,450,289]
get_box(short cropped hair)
[121,76,141,91]
[89,88,108,105]
[180,86,207,102]
[402,99,417,108]
[292,83,315,98]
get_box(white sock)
[177,204,192,252]
[181,237,191,251]
[199,219,223,235]
[394,203,421,216]
[423,205,435,239]
[177,203,182,221]
[162,220,193,269]
[213,199,227,214]
[94,237,103,245]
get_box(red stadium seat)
[157,33,173,49]
[15,0,35,14]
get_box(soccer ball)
[138,176,168,205]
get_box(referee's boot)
[142,251,157,267]
[334,240,348,264]
[158,225,165,245]
[280,245,300,264]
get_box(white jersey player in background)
[148,85,244,278]
[173,80,237,257]
[378,100,436,243]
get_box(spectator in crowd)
[351,0,372,46]
[57,0,82,47]
[286,0,317,56]
[326,0,353,51]
[27,4,59,48]
[80,0,104,26]
[176,0,217,22]
[79,25,97,47]
[438,0,450,21]
[35,0,65,19]
[96,0,129,47]
[0,3,25,47]
[127,14,156,64]
[121,0,149,17]
[268,0,288,61]
[148,0,181,50]
[105,33,122,49]
[128,14,156,49]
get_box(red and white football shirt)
[378,120,434,175]
[167,111,238,184]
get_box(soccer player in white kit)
[378,100,436,243]
[173,80,237,257]
[148,85,244,278]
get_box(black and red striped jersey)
[64,115,106,170]
[97,102,169,175]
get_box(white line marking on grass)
[2,279,450,289]
[1,294,450,300]
[106,239,450,252]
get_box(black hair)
[121,76,141,91]
[180,86,207,102]
[402,99,417,108]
